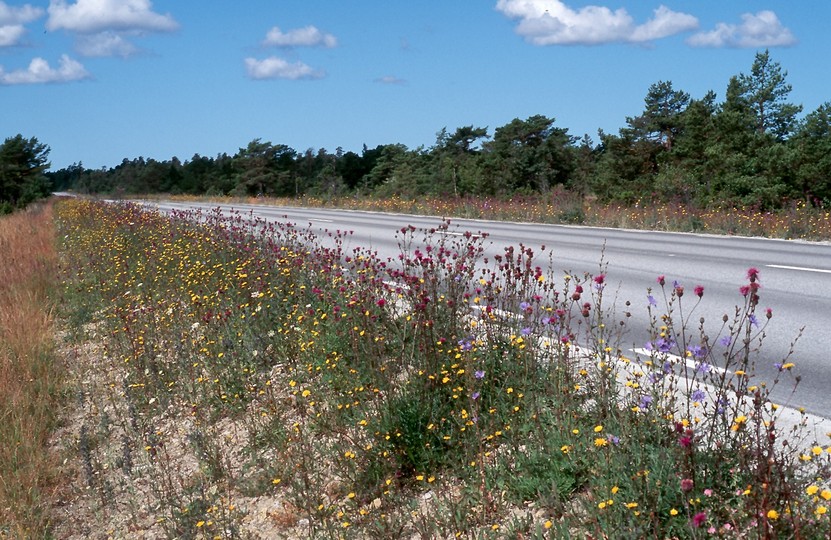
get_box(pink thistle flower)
[694,285,704,298]
[692,512,707,528]
[747,267,760,281]
[657,275,665,286]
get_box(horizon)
[2,1,827,171]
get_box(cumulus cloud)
[0,1,44,47]
[244,56,323,80]
[0,1,43,25]
[263,25,337,48]
[46,0,178,34]
[687,11,796,48]
[374,75,406,85]
[0,24,25,46]
[495,0,698,45]
[0,54,90,84]
[76,30,138,56]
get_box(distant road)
[141,200,831,418]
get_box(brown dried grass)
[0,200,63,537]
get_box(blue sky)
[1,1,828,170]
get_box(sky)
[1,1,829,171]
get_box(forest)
[5,51,831,213]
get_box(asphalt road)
[141,200,831,418]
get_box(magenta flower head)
[747,267,760,282]
[694,285,704,298]
[691,512,707,528]
[657,275,665,286]
[681,478,694,492]
[594,274,605,285]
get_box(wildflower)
[647,294,657,307]
[670,508,679,516]
[471,391,480,400]
[749,314,759,328]
[543,520,553,529]
[694,285,704,297]
[657,275,665,286]
[719,335,732,347]
[767,509,779,520]
[594,438,608,448]
[817,506,828,516]
[594,274,605,285]
[747,267,760,281]
[594,425,603,433]
[474,370,485,379]
[520,326,531,336]
[691,389,707,402]
[691,512,707,528]
[681,478,694,492]
[822,489,831,501]
[807,485,819,496]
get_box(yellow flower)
[594,437,608,448]
[767,509,779,520]
[816,506,828,516]
[301,389,311,398]
[813,446,823,456]
[594,425,603,433]
[670,508,679,516]
[807,485,820,496]
[822,489,831,501]
[543,520,552,529]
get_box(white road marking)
[766,264,831,274]
[309,218,334,223]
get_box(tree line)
[6,51,831,214]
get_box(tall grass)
[0,201,62,537]
[54,199,831,538]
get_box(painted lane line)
[766,264,831,274]
[631,348,729,375]
[309,218,334,223]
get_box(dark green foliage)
[43,51,831,212]
[0,134,51,212]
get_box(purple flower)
[719,335,732,347]
[519,301,531,312]
[696,362,712,375]
[474,370,485,380]
[471,391,480,400]
[647,294,657,307]
[691,389,707,402]
[520,326,532,336]
[607,434,620,445]
[748,314,759,328]
[459,338,474,352]
[687,345,707,358]
[639,395,653,410]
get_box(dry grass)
[0,200,63,537]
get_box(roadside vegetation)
[0,201,63,537]
[51,198,831,538]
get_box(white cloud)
[76,30,138,56]
[0,1,43,25]
[244,56,323,80]
[0,1,44,47]
[0,54,90,84]
[687,11,796,48]
[374,75,406,85]
[46,0,178,34]
[0,24,24,46]
[263,25,337,48]
[495,0,698,45]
